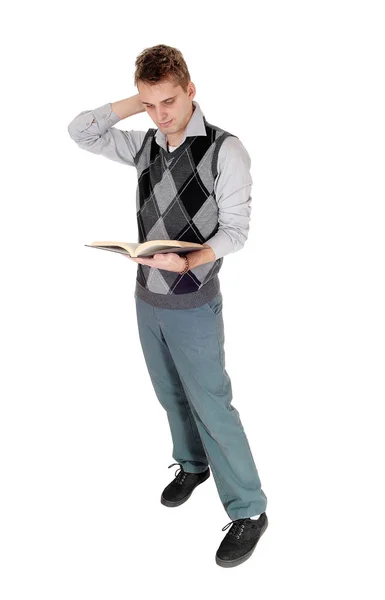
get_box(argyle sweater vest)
[133,116,236,309]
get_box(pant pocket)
[206,293,223,316]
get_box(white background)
[1,0,384,597]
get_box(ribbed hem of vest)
[134,276,220,310]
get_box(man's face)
[137,77,196,135]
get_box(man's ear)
[188,82,196,100]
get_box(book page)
[136,239,203,257]
[87,242,140,255]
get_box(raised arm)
[67,94,147,167]
[110,94,146,119]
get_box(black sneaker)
[161,462,210,507]
[215,513,268,568]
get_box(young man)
[68,44,268,568]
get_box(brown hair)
[134,44,191,92]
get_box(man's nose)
[156,109,167,122]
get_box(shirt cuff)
[68,102,121,137]
[94,102,122,125]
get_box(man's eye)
[146,100,174,108]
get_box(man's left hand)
[124,252,186,273]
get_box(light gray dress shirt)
[68,100,253,260]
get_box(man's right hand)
[111,93,146,119]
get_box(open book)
[84,239,206,257]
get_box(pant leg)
[155,292,268,521]
[134,295,208,473]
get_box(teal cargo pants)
[134,291,267,520]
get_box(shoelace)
[221,518,250,540]
[168,462,188,485]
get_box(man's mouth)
[159,119,173,127]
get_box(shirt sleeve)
[204,136,253,260]
[67,102,147,167]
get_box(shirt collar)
[154,100,206,151]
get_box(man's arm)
[183,244,216,269]
[67,94,147,166]
[203,136,253,260]
[110,94,146,119]
[181,137,252,271]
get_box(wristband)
[179,254,189,275]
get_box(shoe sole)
[215,516,268,568]
[160,468,210,507]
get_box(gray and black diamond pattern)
[133,118,236,296]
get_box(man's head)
[134,44,196,139]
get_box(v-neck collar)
[161,135,198,161]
